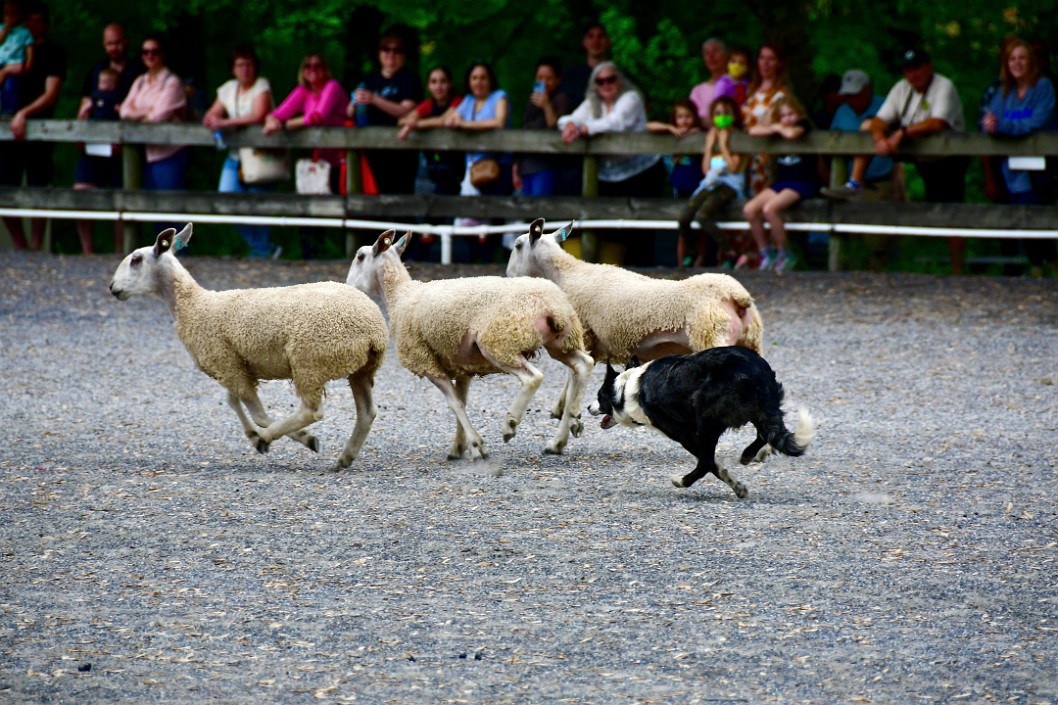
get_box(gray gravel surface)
[1,249,1057,704]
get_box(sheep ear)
[394,231,411,255]
[558,222,574,242]
[172,223,193,252]
[153,228,178,258]
[373,229,397,256]
[529,218,545,244]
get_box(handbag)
[239,147,290,185]
[469,157,500,188]
[295,158,332,195]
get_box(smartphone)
[533,80,546,94]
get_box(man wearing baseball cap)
[822,47,968,273]
[826,69,897,269]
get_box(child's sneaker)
[774,251,797,273]
[821,179,863,199]
[758,250,778,271]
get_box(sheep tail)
[765,407,815,457]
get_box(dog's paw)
[732,482,748,499]
[753,445,773,463]
[670,474,686,489]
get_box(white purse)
[295,158,332,194]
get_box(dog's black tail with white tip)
[765,407,815,457]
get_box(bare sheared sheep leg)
[227,391,320,452]
[449,377,471,459]
[333,374,377,471]
[550,376,569,420]
[543,348,593,453]
[429,376,488,460]
[478,352,543,444]
[253,400,324,454]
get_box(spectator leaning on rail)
[202,45,278,259]
[0,0,65,252]
[558,61,664,198]
[829,69,899,270]
[73,22,144,254]
[822,47,969,274]
[348,31,421,195]
[119,36,188,191]
[982,38,1058,275]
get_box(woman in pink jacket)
[263,53,347,258]
[119,36,187,190]
[263,53,347,193]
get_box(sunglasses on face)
[142,48,161,56]
[594,75,617,86]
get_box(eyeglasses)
[380,46,404,54]
[141,48,161,56]
[594,75,617,86]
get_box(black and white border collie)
[589,347,815,498]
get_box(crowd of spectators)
[0,10,1055,274]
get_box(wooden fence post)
[345,148,362,257]
[121,144,143,253]
[827,157,847,272]
[580,155,599,262]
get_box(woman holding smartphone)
[514,56,570,196]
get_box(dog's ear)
[604,364,618,381]
[626,355,641,370]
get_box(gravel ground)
[1,248,1057,705]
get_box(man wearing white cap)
[822,48,968,273]
[827,69,897,269]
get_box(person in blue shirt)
[982,38,1058,272]
[830,69,898,269]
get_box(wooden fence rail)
[1,121,1056,266]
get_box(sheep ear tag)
[373,230,397,256]
[558,224,573,242]
[394,233,410,254]
[153,227,177,257]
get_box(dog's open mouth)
[600,414,616,429]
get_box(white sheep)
[346,230,594,460]
[506,218,765,419]
[109,223,389,471]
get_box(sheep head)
[347,229,409,297]
[505,218,575,278]
[109,223,193,300]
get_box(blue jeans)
[220,155,274,257]
[521,169,556,196]
[144,148,189,190]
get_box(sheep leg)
[543,349,594,453]
[255,401,324,452]
[449,377,471,459]
[333,373,377,471]
[428,376,487,460]
[482,354,543,443]
[238,391,320,452]
[550,376,569,420]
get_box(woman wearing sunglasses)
[263,53,347,158]
[557,61,663,198]
[119,36,188,192]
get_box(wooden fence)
[2,120,1056,266]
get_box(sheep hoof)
[306,436,321,453]
[256,439,271,454]
[447,450,463,461]
[544,442,565,455]
[502,418,517,442]
[570,416,584,438]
